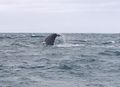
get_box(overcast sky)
[0,0,120,33]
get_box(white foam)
[55,43,84,48]
[110,41,115,43]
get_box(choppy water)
[0,33,120,87]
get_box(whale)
[45,33,60,45]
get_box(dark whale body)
[45,33,60,45]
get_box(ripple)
[101,41,115,45]
[59,64,72,70]
[99,50,120,56]
[18,65,45,69]
[11,42,29,47]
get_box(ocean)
[0,33,120,87]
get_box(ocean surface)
[0,33,120,87]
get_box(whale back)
[45,33,58,45]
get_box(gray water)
[0,33,120,87]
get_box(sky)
[0,0,120,33]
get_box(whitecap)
[55,43,84,48]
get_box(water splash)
[56,33,67,44]
[60,34,67,44]
[56,34,83,47]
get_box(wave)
[91,45,118,48]
[68,40,88,44]
[57,58,98,77]
[55,43,84,48]
[31,35,44,38]
[71,40,87,42]
[101,41,115,45]
[99,50,120,56]
[58,58,97,70]
[18,65,45,69]
[11,42,30,47]
[0,36,15,39]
